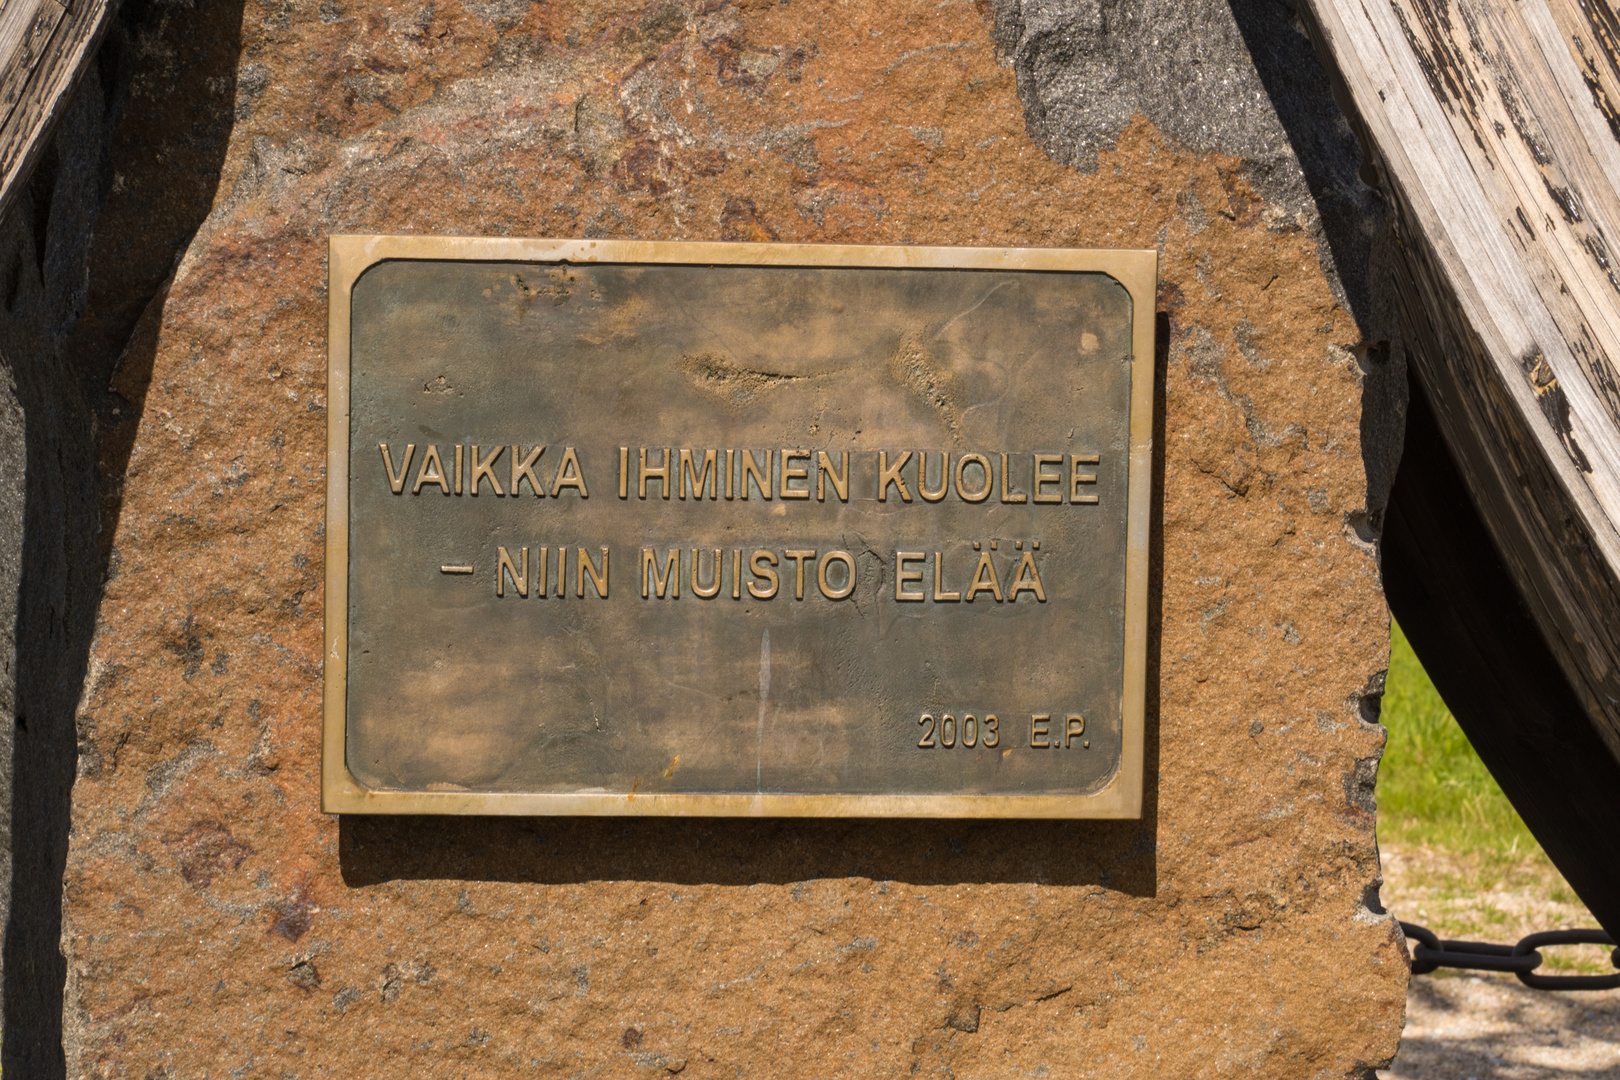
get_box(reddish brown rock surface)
[60,0,1405,1075]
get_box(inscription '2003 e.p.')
[323,236,1156,817]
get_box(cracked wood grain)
[1297,0,1620,766]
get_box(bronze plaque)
[324,237,1154,816]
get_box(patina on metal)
[324,236,1155,816]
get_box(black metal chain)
[1400,922,1620,990]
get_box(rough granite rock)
[56,0,1406,1075]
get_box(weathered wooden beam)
[0,0,115,222]
[1296,0,1620,916]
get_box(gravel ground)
[1381,974,1620,1079]
[1380,845,1619,1078]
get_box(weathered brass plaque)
[324,237,1154,816]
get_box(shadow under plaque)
[325,237,1155,819]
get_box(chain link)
[1400,922,1620,990]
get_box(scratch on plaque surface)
[682,351,806,403]
[757,629,771,794]
[888,331,963,440]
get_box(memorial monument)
[327,237,1154,817]
[1,0,1410,1074]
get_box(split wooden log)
[1297,0,1620,930]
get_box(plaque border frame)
[324,234,1156,817]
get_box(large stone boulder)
[34,0,1405,1075]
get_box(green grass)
[1378,619,1540,859]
